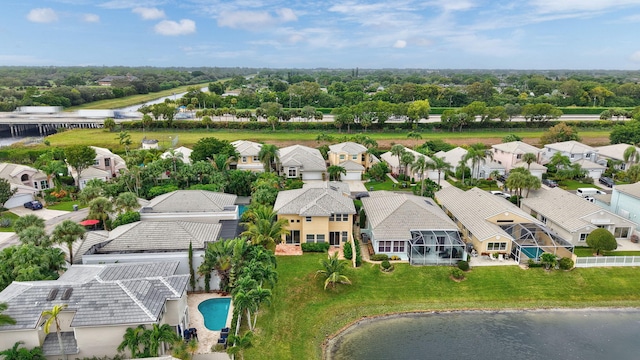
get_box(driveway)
[0,208,89,250]
[9,206,70,220]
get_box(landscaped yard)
[364,178,413,192]
[558,179,596,191]
[46,201,86,212]
[0,211,19,232]
[245,254,640,360]
[574,247,640,257]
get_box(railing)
[575,256,640,267]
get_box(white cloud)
[83,13,100,23]
[630,50,640,62]
[154,19,196,36]
[427,0,476,12]
[133,7,166,20]
[27,8,58,23]
[217,8,297,30]
[99,0,165,9]
[530,0,640,13]
[393,40,407,48]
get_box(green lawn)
[364,178,413,191]
[574,247,640,257]
[65,82,213,110]
[46,201,86,211]
[0,211,19,232]
[558,179,596,191]
[245,254,640,360]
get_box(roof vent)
[61,287,73,300]
[46,288,59,301]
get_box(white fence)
[575,256,640,268]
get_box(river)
[326,310,640,360]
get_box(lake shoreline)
[322,306,640,360]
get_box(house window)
[352,154,358,160]
[339,154,345,160]
[516,154,522,159]
[342,214,349,221]
[306,234,315,243]
[290,219,295,223]
[620,163,627,170]
[329,214,335,221]
[378,241,392,252]
[242,156,247,163]
[21,174,29,181]
[94,159,100,166]
[33,182,38,189]
[540,215,547,224]
[579,233,588,242]
[585,153,591,158]
[570,154,574,159]
[288,167,297,177]
[253,156,259,162]
[393,241,405,252]
[342,231,348,242]
[361,154,366,162]
[487,242,507,251]
[104,158,111,167]
[614,227,630,238]
[40,180,49,190]
[317,234,325,243]
[305,216,312,222]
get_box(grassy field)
[41,128,613,152]
[65,82,212,111]
[245,254,640,360]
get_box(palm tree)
[627,164,640,183]
[241,218,289,251]
[248,285,271,329]
[114,192,139,214]
[457,158,469,184]
[42,304,68,360]
[13,214,45,234]
[51,220,86,265]
[400,151,415,179]
[0,342,45,360]
[232,289,254,336]
[523,174,541,198]
[390,144,405,175]
[199,239,235,292]
[87,196,114,230]
[463,147,492,180]
[327,165,346,181]
[522,152,537,169]
[35,152,66,188]
[430,156,451,187]
[164,149,184,173]
[117,131,132,155]
[227,331,253,360]
[624,145,639,165]
[316,253,352,290]
[143,324,179,357]
[411,156,428,196]
[258,144,279,173]
[0,302,16,326]
[18,226,51,247]
[118,325,147,358]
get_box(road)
[0,208,89,250]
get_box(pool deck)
[187,293,233,357]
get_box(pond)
[326,310,640,360]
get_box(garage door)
[5,193,34,209]
[342,171,362,181]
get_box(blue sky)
[3,0,640,69]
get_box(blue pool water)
[197,298,231,331]
[238,204,247,218]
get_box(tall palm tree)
[232,289,254,336]
[327,165,346,181]
[258,144,279,173]
[248,285,272,329]
[227,331,253,360]
[241,218,289,251]
[523,174,541,198]
[114,192,139,214]
[522,152,537,170]
[0,302,16,326]
[0,341,45,360]
[51,220,86,265]
[411,156,428,196]
[316,253,352,290]
[164,148,184,173]
[142,324,179,357]
[464,147,492,180]
[42,304,68,360]
[87,197,114,230]
[118,325,148,358]
[390,144,405,175]
[400,151,415,179]
[430,156,451,187]
[13,214,45,234]
[199,239,236,291]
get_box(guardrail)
[575,256,640,267]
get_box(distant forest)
[3,67,640,113]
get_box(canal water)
[326,310,640,360]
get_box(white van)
[576,188,605,197]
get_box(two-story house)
[491,141,543,171]
[542,140,598,164]
[602,182,640,233]
[595,143,640,170]
[380,147,438,181]
[231,140,264,172]
[278,145,326,180]
[274,186,356,246]
[0,163,53,208]
[328,142,372,180]
[74,146,127,189]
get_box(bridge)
[0,113,131,137]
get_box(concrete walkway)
[386,173,399,183]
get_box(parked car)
[497,174,507,183]
[599,176,615,187]
[24,200,43,210]
[542,179,558,188]
[490,190,511,199]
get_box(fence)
[575,256,640,268]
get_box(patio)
[187,293,233,356]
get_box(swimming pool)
[197,297,231,331]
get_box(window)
[487,242,507,250]
[516,154,522,159]
[570,154,574,159]
[393,241,405,252]
[352,154,358,160]
[305,217,312,222]
[540,215,547,224]
[104,158,111,167]
[306,234,315,243]
[94,159,100,166]
[290,219,295,223]
[253,156,259,162]
[288,167,297,177]
[317,234,325,243]
[378,241,392,252]
[342,214,349,221]
[614,227,630,238]
[21,174,29,181]
[361,154,366,162]
[342,231,348,242]
[296,219,300,223]
[242,156,247,163]
[33,182,38,189]
[585,153,591,158]
[329,214,335,221]
[579,233,588,242]
[339,154,345,160]
[40,180,49,190]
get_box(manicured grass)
[65,82,212,110]
[574,247,640,257]
[0,211,19,232]
[46,201,86,211]
[41,128,613,151]
[558,180,596,191]
[364,178,412,191]
[245,254,640,360]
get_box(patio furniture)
[217,338,227,349]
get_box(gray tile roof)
[274,187,355,216]
[141,190,237,213]
[231,140,262,156]
[361,191,457,241]
[574,159,606,169]
[614,182,640,200]
[329,141,367,154]
[42,332,78,355]
[492,141,542,154]
[278,145,327,172]
[436,186,539,241]
[73,231,109,264]
[339,160,365,171]
[544,140,596,154]
[435,147,469,168]
[595,143,640,161]
[96,221,221,253]
[0,262,188,331]
[521,187,626,232]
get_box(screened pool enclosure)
[501,223,574,263]
[409,230,467,265]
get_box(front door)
[329,232,341,246]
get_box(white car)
[490,190,511,199]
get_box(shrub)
[380,260,392,270]
[631,234,639,244]
[451,268,465,280]
[370,254,389,261]
[0,217,12,228]
[457,260,470,271]
[528,259,543,268]
[111,211,141,228]
[390,255,401,261]
[301,242,330,252]
[354,238,362,266]
[558,257,574,270]
[343,241,353,260]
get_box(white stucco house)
[160,146,193,165]
[380,146,438,181]
[278,145,327,180]
[0,163,53,208]
[231,140,264,172]
[491,141,543,171]
[73,146,127,190]
[542,141,599,164]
